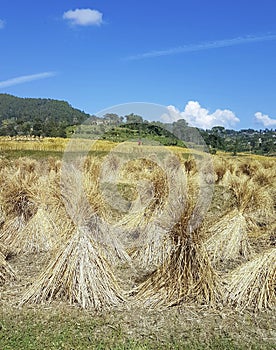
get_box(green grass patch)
[0,308,274,350]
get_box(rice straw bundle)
[0,169,38,221]
[0,251,15,285]
[123,155,187,270]
[20,225,124,309]
[213,156,227,184]
[88,213,130,264]
[119,158,169,220]
[0,168,62,255]
[61,165,130,263]
[253,166,274,187]
[221,171,275,229]
[13,157,40,174]
[225,248,276,310]
[130,223,172,271]
[205,209,252,264]
[7,207,58,255]
[236,160,259,177]
[134,204,221,308]
[223,172,274,217]
[0,214,28,251]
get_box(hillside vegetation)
[0,94,89,137]
[0,94,275,155]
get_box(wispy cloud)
[0,19,5,29]
[125,34,276,61]
[0,72,56,89]
[63,8,103,26]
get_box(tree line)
[0,94,275,155]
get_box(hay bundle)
[134,205,221,308]
[0,168,38,220]
[213,156,227,183]
[124,155,187,270]
[60,165,130,263]
[87,214,130,264]
[0,215,28,250]
[204,172,275,265]
[20,225,125,310]
[0,252,15,285]
[253,166,274,187]
[0,170,60,255]
[222,172,274,220]
[225,248,276,310]
[205,210,252,264]
[118,158,170,226]
[236,160,259,177]
[7,208,58,255]
[0,169,38,248]
[130,223,172,271]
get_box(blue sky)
[1,0,276,129]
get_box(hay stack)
[0,215,28,250]
[134,205,221,308]
[0,252,15,285]
[0,170,60,255]
[205,210,252,264]
[130,223,172,271]
[0,169,38,247]
[213,156,227,184]
[222,172,274,220]
[60,165,130,263]
[125,155,187,270]
[20,225,124,309]
[205,172,275,265]
[7,208,58,255]
[225,248,276,310]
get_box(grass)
[0,306,275,350]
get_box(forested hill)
[0,94,90,137]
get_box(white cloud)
[63,8,103,26]
[0,72,56,89]
[161,101,240,129]
[0,19,5,29]
[255,112,276,127]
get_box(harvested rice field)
[0,139,275,349]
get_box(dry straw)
[0,166,60,255]
[61,163,130,263]
[0,166,38,248]
[134,198,222,308]
[20,225,125,310]
[205,209,252,264]
[225,248,276,310]
[0,251,15,285]
[120,154,187,270]
[205,170,275,264]
[8,208,58,255]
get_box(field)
[0,137,275,349]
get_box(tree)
[103,113,123,125]
[125,113,143,124]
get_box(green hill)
[0,94,90,137]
